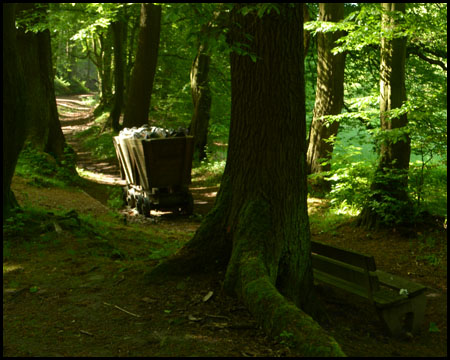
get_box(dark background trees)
[306,3,346,188]
[3,3,29,220]
[123,3,161,129]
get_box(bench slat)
[375,270,427,296]
[313,269,371,298]
[312,253,379,292]
[313,269,408,308]
[311,241,376,271]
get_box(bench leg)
[377,293,427,337]
[378,292,426,337]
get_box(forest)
[3,3,447,357]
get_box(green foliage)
[54,76,71,95]
[106,187,125,210]
[3,208,28,236]
[323,146,373,214]
[429,322,440,333]
[54,76,90,96]
[192,146,226,187]
[15,143,79,188]
[305,2,447,224]
[278,330,295,348]
[75,121,117,161]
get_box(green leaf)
[29,286,39,293]
[429,322,440,333]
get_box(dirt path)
[58,95,125,188]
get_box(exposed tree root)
[236,254,345,356]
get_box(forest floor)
[3,95,447,357]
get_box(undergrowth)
[15,142,80,188]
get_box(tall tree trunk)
[109,18,126,132]
[95,28,114,113]
[38,25,66,159]
[125,12,140,105]
[358,3,411,228]
[145,4,343,356]
[16,4,66,161]
[123,3,161,128]
[189,37,211,161]
[306,3,346,188]
[3,3,29,220]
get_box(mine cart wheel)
[127,191,136,208]
[136,195,144,215]
[128,194,136,208]
[142,198,152,218]
[121,187,128,206]
[184,193,194,215]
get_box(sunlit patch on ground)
[3,264,24,274]
[307,197,329,215]
[76,166,126,186]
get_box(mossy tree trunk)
[146,4,344,356]
[3,3,29,221]
[123,3,161,128]
[306,3,346,189]
[358,3,411,228]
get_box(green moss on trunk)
[223,197,344,356]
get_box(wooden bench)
[311,240,427,337]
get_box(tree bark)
[189,35,212,161]
[306,3,346,188]
[358,3,411,228]
[3,3,29,220]
[16,3,66,161]
[145,4,343,356]
[303,4,311,58]
[94,28,114,113]
[109,18,126,132]
[123,3,161,128]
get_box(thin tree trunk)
[145,4,343,356]
[189,37,211,161]
[123,3,161,128]
[109,18,126,132]
[125,12,140,105]
[306,3,346,188]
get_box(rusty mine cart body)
[113,135,195,217]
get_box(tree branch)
[408,45,447,71]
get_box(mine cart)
[113,135,194,216]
